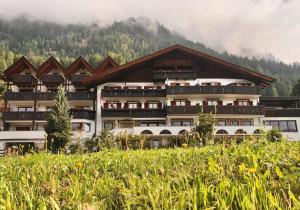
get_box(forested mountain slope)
[0,17,299,95]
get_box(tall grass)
[0,140,299,209]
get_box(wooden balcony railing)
[166,86,262,95]
[102,88,166,97]
[2,109,96,121]
[8,75,37,84]
[39,75,64,84]
[167,105,265,115]
[101,108,166,118]
[153,69,197,80]
[265,109,300,117]
[2,112,47,121]
[4,92,95,101]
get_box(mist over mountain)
[0,17,299,96]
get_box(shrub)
[68,143,82,154]
[95,129,117,150]
[266,129,282,142]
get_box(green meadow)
[0,140,299,209]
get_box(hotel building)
[1,45,299,153]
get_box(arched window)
[253,129,263,134]
[216,129,228,135]
[178,129,187,135]
[160,129,172,135]
[141,130,153,135]
[235,129,247,134]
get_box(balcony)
[70,109,96,120]
[101,108,166,118]
[0,131,46,140]
[166,86,262,95]
[69,75,89,84]
[39,75,64,84]
[4,92,95,101]
[2,109,96,121]
[8,75,37,84]
[2,112,47,121]
[102,88,166,97]
[153,69,197,80]
[167,105,265,115]
[265,109,300,117]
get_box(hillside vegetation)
[0,141,299,209]
[0,17,300,95]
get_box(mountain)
[0,17,299,96]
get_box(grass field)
[0,140,299,209]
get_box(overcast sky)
[0,0,299,63]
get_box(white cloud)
[0,0,299,63]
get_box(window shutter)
[186,101,191,106]
[171,101,176,106]
[203,101,207,106]
[138,102,142,108]
[234,101,238,106]
[248,101,253,106]
[144,102,148,109]
[158,102,162,109]
[124,102,128,108]
[218,100,223,106]
[104,102,108,108]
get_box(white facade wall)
[261,117,300,141]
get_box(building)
[0,45,299,153]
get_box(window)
[18,107,33,112]
[171,119,193,126]
[207,99,219,106]
[202,82,221,86]
[46,107,54,112]
[128,102,138,109]
[127,86,140,89]
[138,121,165,127]
[231,120,239,126]
[72,123,82,131]
[104,121,114,130]
[148,102,158,109]
[217,120,226,126]
[240,120,252,126]
[107,102,119,109]
[264,120,297,132]
[237,100,249,106]
[72,123,91,132]
[175,100,186,106]
[16,126,31,131]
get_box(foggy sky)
[0,0,299,63]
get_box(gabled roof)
[82,44,276,87]
[4,56,36,75]
[37,56,65,75]
[65,56,94,76]
[94,56,119,74]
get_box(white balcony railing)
[0,131,46,140]
[110,125,272,136]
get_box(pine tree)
[291,79,300,96]
[192,108,216,145]
[45,86,72,153]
